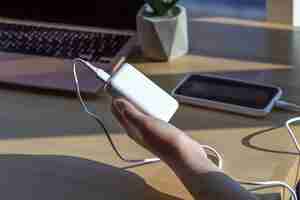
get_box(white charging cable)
[240,114,300,200]
[205,138,298,200]
[286,117,300,153]
[73,58,160,166]
[203,99,300,200]
[196,105,300,200]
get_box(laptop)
[0,1,145,93]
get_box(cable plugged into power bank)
[73,58,179,122]
[73,58,111,82]
[73,58,162,165]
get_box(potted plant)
[137,0,189,61]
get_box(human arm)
[111,98,258,200]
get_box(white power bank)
[106,63,179,122]
[74,59,178,122]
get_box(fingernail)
[114,100,126,115]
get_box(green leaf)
[144,0,180,16]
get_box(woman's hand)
[111,98,218,173]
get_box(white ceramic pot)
[295,0,300,26]
[136,5,189,61]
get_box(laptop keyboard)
[0,22,132,62]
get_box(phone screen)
[174,75,280,109]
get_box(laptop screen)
[0,1,145,30]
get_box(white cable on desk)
[240,111,300,200]
[286,117,300,153]
[198,102,300,200]
[204,140,298,200]
[201,145,223,169]
[241,181,298,199]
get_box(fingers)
[111,98,184,159]
[113,98,150,131]
[111,99,147,146]
[112,98,170,141]
[111,102,133,133]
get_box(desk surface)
[0,18,299,200]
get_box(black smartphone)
[172,74,282,116]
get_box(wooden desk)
[0,18,299,200]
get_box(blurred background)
[182,0,266,20]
